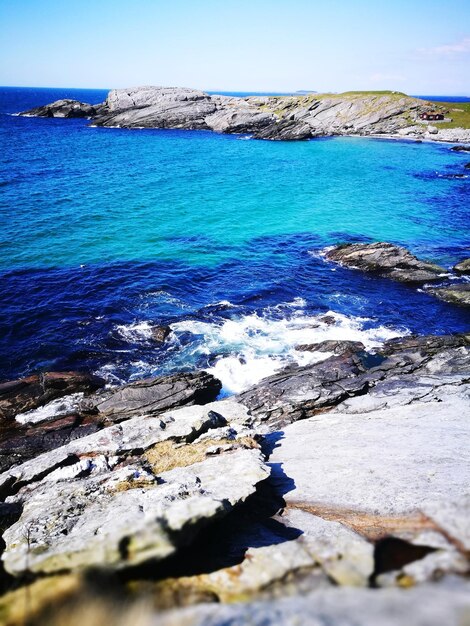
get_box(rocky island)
[0,241,469,625]
[19,86,470,143]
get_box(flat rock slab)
[269,396,470,551]
[155,583,470,626]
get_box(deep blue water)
[1,87,469,392]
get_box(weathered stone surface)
[0,409,105,473]
[428,283,470,306]
[94,371,222,421]
[0,372,105,421]
[154,583,470,626]
[19,99,97,118]
[295,339,366,355]
[96,86,216,130]
[269,392,470,577]
[1,399,268,576]
[0,403,228,495]
[325,242,446,283]
[238,334,469,427]
[253,119,314,141]
[20,87,470,142]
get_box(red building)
[419,112,444,121]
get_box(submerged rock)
[0,372,104,421]
[450,145,470,152]
[325,242,446,283]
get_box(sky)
[1,0,469,94]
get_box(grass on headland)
[426,100,470,129]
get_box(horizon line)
[1,84,470,98]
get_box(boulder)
[151,325,171,342]
[94,371,222,421]
[0,372,105,421]
[325,242,446,283]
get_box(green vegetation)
[427,100,470,129]
[338,90,408,97]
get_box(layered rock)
[427,284,470,307]
[238,334,470,427]
[453,258,470,274]
[324,242,446,283]
[20,99,98,118]
[0,403,268,576]
[93,371,222,422]
[20,87,470,142]
[0,372,104,421]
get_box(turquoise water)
[1,87,469,390]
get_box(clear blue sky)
[1,0,469,94]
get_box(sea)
[1,86,469,395]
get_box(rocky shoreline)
[0,243,469,625]
[19,86,470,143]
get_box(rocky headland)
[0,242,469,625]
[19,86,470,143]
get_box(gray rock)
[295,340,366,355]
[238,334,469,427]
[95,86,216,129]
[94,371,222,421]
[151,325,171,342]
[154,583,470,626]
[21,87,470,143]
[453,258,470,274]
[268,389,470,578]
[427,284,470,307]
[19,99,97,118]
[0,371,105,421]
[2,448,268,576]
[1,400,269,575]
[325,242,446,283]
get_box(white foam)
[171,308,407,395]
[115,320,154,342]
[16,393,84,425]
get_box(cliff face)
[19,86,470,142]
[95,87,422,139]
